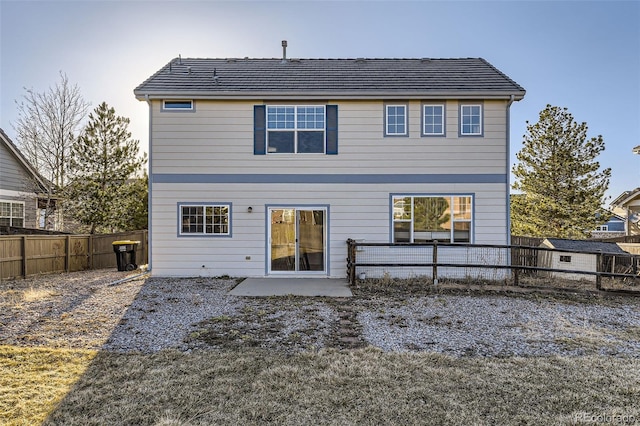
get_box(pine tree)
[66,102,147,233]
[511,105,611,238]
[110,171,149,231]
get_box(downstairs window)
[0,201,24,227]
[179,203,230,236]
[392,195,472,243]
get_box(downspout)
[506,94,515,246]
[145,94,153,274]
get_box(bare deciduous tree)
[13,72,89,230]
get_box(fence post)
[21,235,27,279]
[513,267,519,286]
[65,235,71,273]
[596,252,602,290]
[346,239,354,285]
[432,240,438,286]
[88,234,94,270]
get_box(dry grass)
[0,345,96,426]
[2,271,639,425]
[0,287,59,308]
[22,287,61,303]
[0,348,625,425]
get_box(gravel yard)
[1,270,639,357]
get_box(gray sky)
[1,0,639,201]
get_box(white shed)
[539,238,629,283]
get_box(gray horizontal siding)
[0,140,34,192]
[150,182,508,277]
[150,99,509,176]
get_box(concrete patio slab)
[229,278,352,297]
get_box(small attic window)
[162,100,194,111]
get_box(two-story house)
[135,51,525,278]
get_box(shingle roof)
[543,238,628,254]
[134,57,525,100]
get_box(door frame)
[265,204,329,276]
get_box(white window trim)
[266,105,326,154]
[0,200,25,227]
[162,100,194,111]
[422,103,445,136]
[391,195,473,243]
[385,104,408,136]
[178,203,231,237]
[460,104,483,136]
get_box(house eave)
[134,90,526,102]
[611,188,640,207]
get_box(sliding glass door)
[269,208,326,273]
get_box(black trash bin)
[112,240,140,271]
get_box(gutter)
[506,94,515,246]
[135,92,526,102]
[145,94,153,275]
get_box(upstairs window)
[266,106,325,153]
[162,100,194,111]
[0,201,24,227]
[392,195,473,243]
[385,104,407,136]
[255,105,337,155]
[179,203,230,236]
[423,104,445,136]
[460,104,482,136]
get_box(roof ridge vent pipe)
[281,40,287,63]
[179,54,182,65]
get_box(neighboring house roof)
[611,188,640,208]
[134,57,526,100]
[0,128,48,193]
[607,213,626,222]
[542,238,628,254]
[597,209,625,222]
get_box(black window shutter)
[326,105,338,155]
[254,105,266,155]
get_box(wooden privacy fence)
[0,230,148,281]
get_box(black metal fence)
[346,239,640,293]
